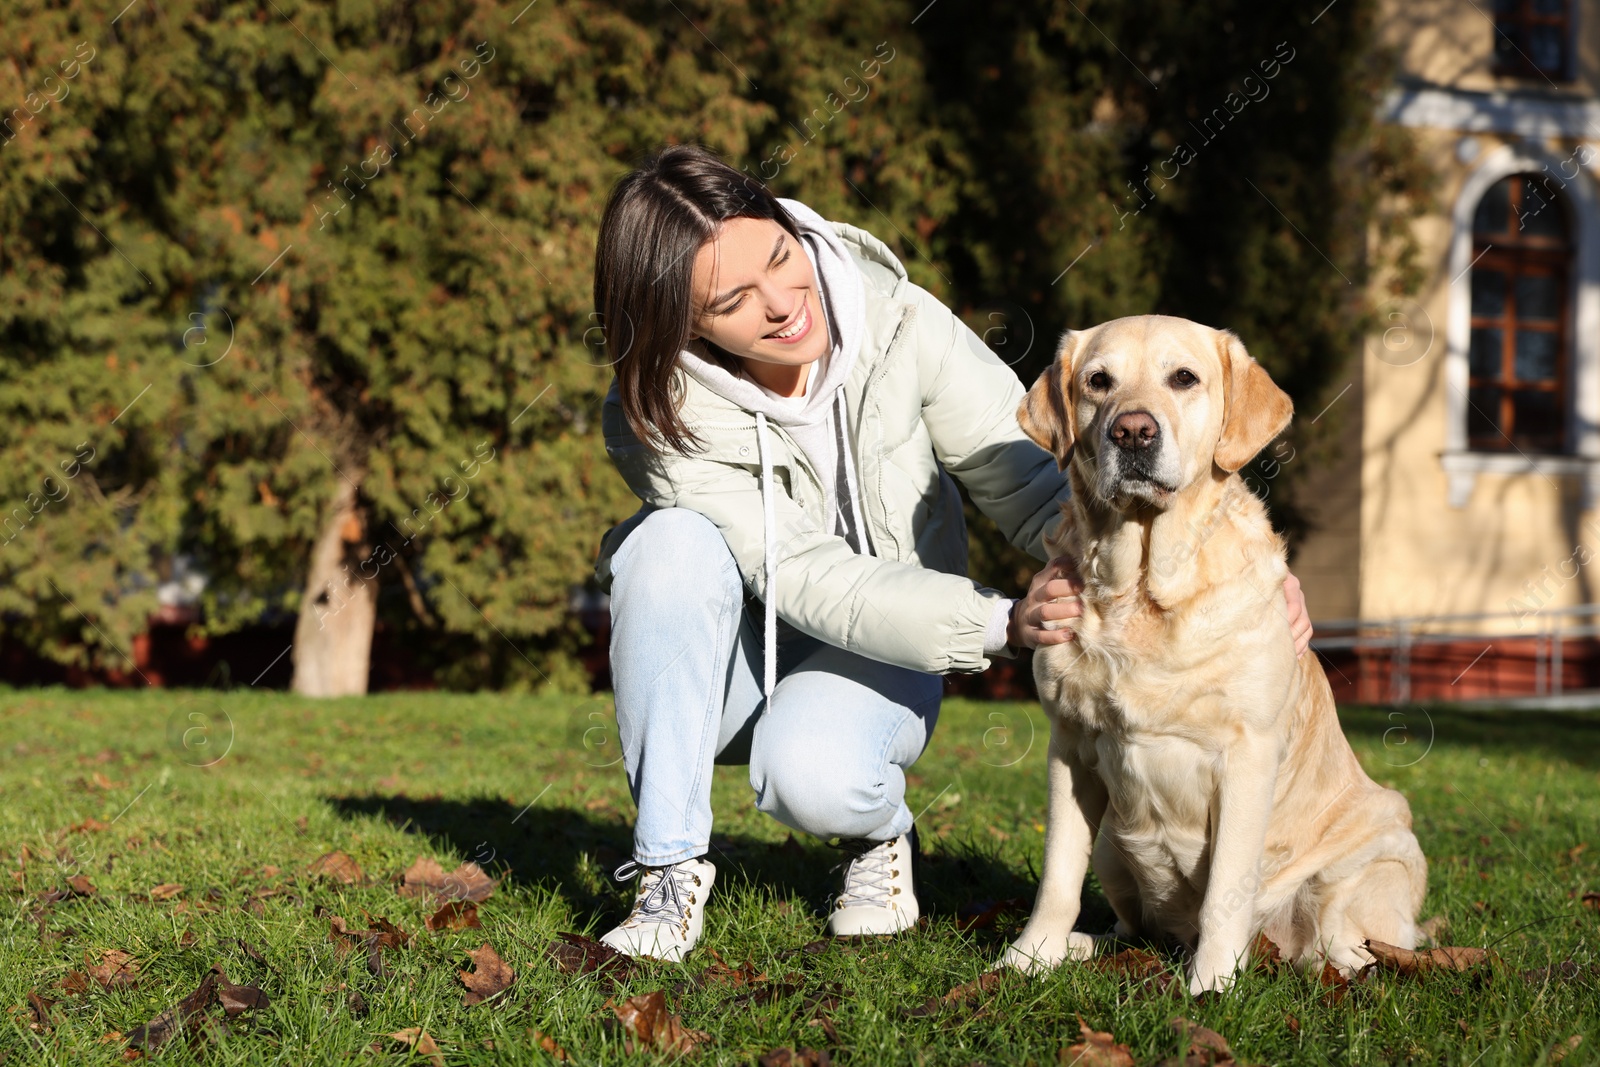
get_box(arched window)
[1467,174,1571,453]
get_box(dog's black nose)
[1109,410,1159,451]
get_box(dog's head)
[1017,315,1293,509]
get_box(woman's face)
[688,217,828,388]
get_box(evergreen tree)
[0,0,1425,690]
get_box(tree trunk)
[291,477,377,696]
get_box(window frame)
[1465,175,1573,453]
[1491,0,1574,82]
[1439,143,1600,512]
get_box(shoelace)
[612,860,700,930]
[829,837,897,909]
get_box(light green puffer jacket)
[594,220,1069,675]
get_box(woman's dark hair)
[594,144,802,455]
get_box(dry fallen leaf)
[675,953,767,1000]
[307,851,363,884]
[609,989,710,1057]
[425,901,482,932]
[459,943,515,1006]
[362,913,411,950]
[327,914,409,951]
[66,874,97,897]
[328,913,409,978]
[124,963,267,1052]
[759,1049,832,1067]
[214,968,270,1018]
[149,883,184,902]
[1581,892,1600,913]
[70,818,112,834]
[387,1027,444,1067]
[86,949,141,990]
[1157,1016,1239,1066]
[234,939,267,964]
[1060,1017,1137,1066]
[905,969,1008,1017]
[1088,947,1165,978]
[1250,932,1283,974]
[1550,1035,1584,1064]
[528,1028,569,1061]
[25,990,57,1032]
[546,931,635,986]
[398,855,496,902]
[1365,939,1498,976]
[127,971,217,1051]
[1085,947,1181,997]
[1318,962,1351,1005]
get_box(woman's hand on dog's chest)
[1010,555,1314,659]
[1008,555,1085,650]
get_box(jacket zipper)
[859,302,916,558]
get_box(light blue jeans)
[609,507,944,866]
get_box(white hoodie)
[675,198,1013,700]
[678,198,871,557]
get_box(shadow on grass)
[325,794,1052,933]
[1338,705,1600,770]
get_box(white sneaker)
[825,827,920,936]
[599,856,716,962]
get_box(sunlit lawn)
[2,687,1597,1064]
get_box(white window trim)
[1384,85,1600,140]
[1442,141,1600,508]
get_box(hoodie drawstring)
[835,389,873,558]
[754,411,778,705]
[753,391,871,709]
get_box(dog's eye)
[1087,371,1112,391]
[1169,369,1198,389]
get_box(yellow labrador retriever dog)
[1001,315,1425,994]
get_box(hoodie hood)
[677,198,866,427]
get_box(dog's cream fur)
[1002,315,1426,994]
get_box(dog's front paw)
[1002,929,1096,974]
[1185,961,1239,997]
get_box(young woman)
[590,145,1313,961]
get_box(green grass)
[1,688,1597,1065]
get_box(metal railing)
[1308,603,1600,705]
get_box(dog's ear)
[1214,330,1293,472]
[1018,331,1080,470]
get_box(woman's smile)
[766,300,812,343]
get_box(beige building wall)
[1361,128,1598,623]
[1295,0,1600,627]
[1380,0,1600,95]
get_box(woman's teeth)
[772,304,808,339]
